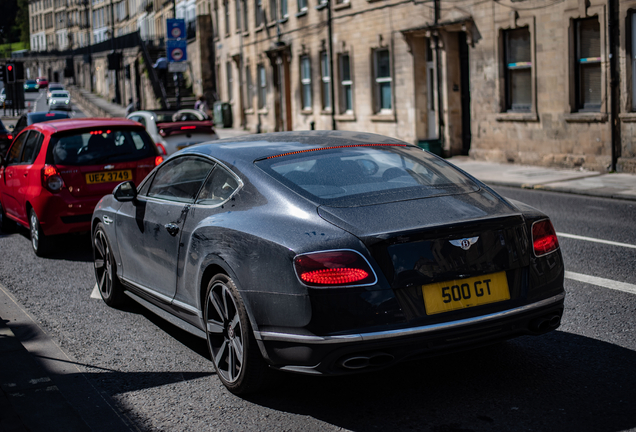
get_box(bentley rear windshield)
[256,145,480,207]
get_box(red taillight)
[155,156,164,166]
[7,134,12,140]
[155,142,167,155]
[181,125,196,130]
[532,219,559,256]
[294,250,376,287]
[41,164,64,192]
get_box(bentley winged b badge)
[449,236,479,251]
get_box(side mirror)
[113,181,138,202]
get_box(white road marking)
[565,271,636,295]
[557,232,636,250]
[90,283,101,299]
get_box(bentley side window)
[196,166,239,204]
[147,156,215,203]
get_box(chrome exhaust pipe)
[339,352,394,370]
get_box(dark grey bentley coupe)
[91,131,565,394]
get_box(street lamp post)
[317,0,336,130]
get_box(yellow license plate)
[422,271,510,315]
[86,170,132,184]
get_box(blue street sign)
[167,39,188,62]
[167,19,186,40]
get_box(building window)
[257,64,267,109]
[213,0,219,38]
[270,0,277,21]
[373,48,392,112]
[280,0,287,18]
[297,0,307,13]
[300,55,312,109]
[504,27,531,112]
[245,65,253,109]
[224,0,230,35]
[242,0,249,32]
[339,53,353,113]
[236,0,242,31]
[255,0,263,27]
[575,17,601,112]
[320,51,331,110]
[227,61,233,101]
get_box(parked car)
[0,88,5,105]
[48,90,72,111]
[127,109,218,155]
[12,111,71,137]
[46,83,65,103]
[36,77,49,88]
[0,119,12,156]
[24,80,39,92]
[0,118,164,255]
[91,131,565,395]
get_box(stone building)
[25,0,636,172]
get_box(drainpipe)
[434,0,444,150]
[608,0,619,171]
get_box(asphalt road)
[0,167,635,429]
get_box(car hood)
[317,189,519,245]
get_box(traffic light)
[0,64,5,83]
[6,63,15,83]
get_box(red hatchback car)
[0,118,163,256]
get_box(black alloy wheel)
[29,209,50,256]
[204,274,270,394]
[93,222,126,306]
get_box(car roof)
[28,118,143,134]
[182,130,411,162]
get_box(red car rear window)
[46,127,158,166]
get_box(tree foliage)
[0,0,19,44]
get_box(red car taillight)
[41,164,64,192]
[155,156,164,166]
[532,219,559,256]
[294,250,376,287]
[7,134,13,140]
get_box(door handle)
[164,223,180,236]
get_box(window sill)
[255,24,265,33]
[370,112,396,122]
[564,112,607,123]
[295,9,308,17]
[301,108,313,115]
[258,108,268,114]
[279,17,288,23]
[315,3,327,11]
[244,108,254,115]
[320,109,333,115]
[334,1,351,10]
[335,112,356,122]
[242,30,250,37]
[495,112,538,122]
[267,21,277,28]
[618,113,636,123]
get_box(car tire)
[0,202,15,233]
[29,209,50,256]
[93,223,127,307]
[204,274,271,395]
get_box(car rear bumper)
[32,193,102,236]
[255,292,565,375]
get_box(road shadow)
[243,331,636,432]
[10,226,94,262]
